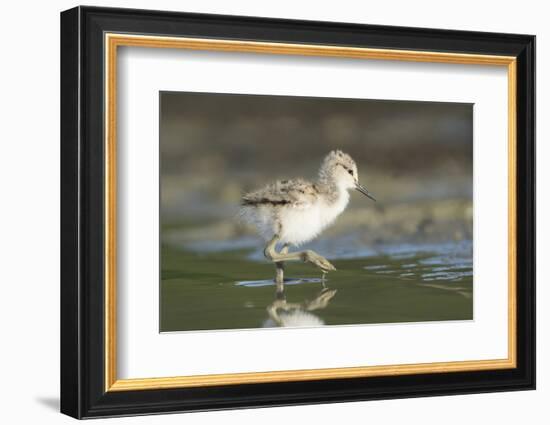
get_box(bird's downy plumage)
[240,150,373,246]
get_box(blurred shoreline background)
[160,91,473,251]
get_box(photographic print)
[160,92,473,332]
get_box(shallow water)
[160,239,473,332]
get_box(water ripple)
[235,277,323,288]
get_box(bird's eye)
[348,169,354,176]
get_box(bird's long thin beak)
[355,182,376,202]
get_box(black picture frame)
[60,5,535,419]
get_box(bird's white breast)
[279,190,349,245]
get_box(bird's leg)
[321,272,327,288]
[264,235,336,273]
[274,244,289,290]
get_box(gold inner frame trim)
[104,33,518,392]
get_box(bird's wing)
[241,178,318,209]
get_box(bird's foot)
[301,250,336,272]
[305,288,337,311]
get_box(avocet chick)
[240,150,376,285]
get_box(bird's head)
[319,150,376,201]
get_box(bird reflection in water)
[263,286,337,328]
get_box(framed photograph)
[60,6,535,419]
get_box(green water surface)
[160,244,473,332]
